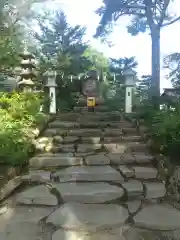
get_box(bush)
[136,102,180,164]
[0,92,48,165]
[150,107,180,163]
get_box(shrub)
[136,101,180,165]
[150,107,180,163]
[0,92,48,165]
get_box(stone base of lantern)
[125,86,133,113]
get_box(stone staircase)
[2,106,180,239]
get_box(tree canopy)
[95,0,180,106]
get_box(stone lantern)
[17,50,36,92]
[123,69,136,113]
[44,70,57,114]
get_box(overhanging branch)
[158,0,170,26]
[162,15,180,27]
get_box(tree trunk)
[151,27,160,109]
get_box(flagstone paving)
[1,107,180,239]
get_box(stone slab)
[56,113,80,121]
[143,182,166,199]
[133,204,180,230]
[0,206,52,233]
[36,152,73,157]
[52,166,124,182]
[60,144,75,152]
[122,128,137,134]
[80,122,108,128]
[133,154,153,163]
[49,121,80,128]
[53,182,124,203]
[107,153,135,164]
[46,203,129,231]
[52,228,125,240]
[122,180,144,197]
[103,137,123,143]
[0,177,22,201]
[69,129,102,137]
[77,144,102,153]
[74,152,94,157]
[121,136,142,142]
[81,137,101,144]
[44,128,68,137]
[133,167,157,179]
[85,154,110,165]
[104,143,131,153]
[21,170,51,182]
[2,222,42,240]
[128,143,148,152]
[29,155,83,168]
[119,166,134,178]
[16,185,57,206]
[104,129,123,136]
[63,136,79,143]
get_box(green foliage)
[164,52,180,88]
[95,0,180,101]
[35,11,89,76]
[127,16,147,36]
[95,0,179,38]
[83,46,109,75]
[150,107,180,164]
[0,92,47,166]
[135,75,152,106]
[34,10,112,110]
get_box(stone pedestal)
[125,86,133,113]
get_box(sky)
[41,0,180,90]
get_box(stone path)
[1,107,180,239]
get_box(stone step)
[103,142,148,154]
[50,165,158,183]
[56,111,122,122]
[56,112,80,121]
[29,153,83,168]
[81,114,121,122]
[68,129,103,137]
[29,153,154,169]
[48,120,134,129]
[17,180,166,206]
[43,128,139,138]
[45,128,127,137]
[35,142,149,154]
[122,127,138,135]
[45,202,180,233]
[36,135,142,146]
[43,128,68,137]
[80,136,141,144]
[51,165,124,183]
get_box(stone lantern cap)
[17,79,34,86]
[19,50,35,59]
[44,70,57,87]
[123,69,136,86]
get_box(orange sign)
[87,97,95,107]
